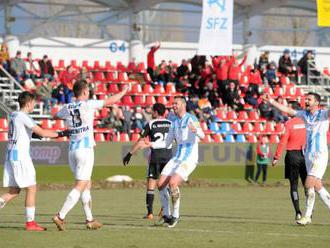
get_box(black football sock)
[146,190,155,215]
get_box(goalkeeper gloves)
[123,152,132,166]
[57,129,71,138]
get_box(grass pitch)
[1,186,330,248]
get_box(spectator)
[278,49,297,80]
[99,106,124,132]
[0,42,10,71]
[215,56,231,96]
[177,59,189,78]
[132,107,145,131]
[244,83,259,107]
[258,51,270,70]
[25,52,39,82]
[297,50,320,84]
[147,41,160,82]
[228,54,247,85]
[122,106,133,134]
[10,50,27,82]
[254,136,271,184]
[258,97,287,122]
[60,65,77,103]
[264,62,278,89]
[143,105,153,123]
[36,78,57,113]
[38,55,54,80]
[223,81,243,111]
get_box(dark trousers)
[255,163,268,183]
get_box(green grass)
[1,187,330,248]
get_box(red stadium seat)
[264,122,275,133]
[275,123,285,133]
[51,105,61,116]
[269,134,280,144]
[137,62,146,73]
[95,133,105,142]
[200,121,208,132]
[231,122,242,133]
[120,133,130,142]
[202,134,212,143]
[242,122,253,133]
[131,84,142,94]
[105,72,115,82]
[145,96,156,105]
[53,120,65,130]
[122,95,133,106]
[82,60,90,69]
[226,110,237,121]
[216,109,227,120]
[94,72,104,82]
[253,122,264,133]
[167,96,175,106]
[295,87,304,97]
[134,95,145,106]
[104,61,114,71]
[212,133,223,143]
[41,119,52,129]
[100,108,109,118]
[238,111,248,121]
[70,59,78,69]
[165,83,176,94]
[248,111,259,121]
[108,83,119,93]
[96,83,107,93]
[93,60,101,70]
[143,84,153,94]
[0,118,8,131]
[157,96,168,105]
[117,72,128,82]
[56,59,65,70]
[246,134,257,143]
[0,132,8,141]
[154,84,165,94]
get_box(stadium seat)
[210,122,219,133]
[264,122,275,133]
[51,105,61,116]
[131,133,140,142]
[269,134,280,144]
[117,72,128,82]
[238,111,248,121]
[120,133,130,142]
[242,122,253,133]
[0,132,8,141]
[137,62,146,73]
[105,72,116,81]
[131,84,142,94]
[274,86,284,96]
[143,84,153,94]
[122,95,133,106]
[145,96,156,105]
[226,110,237,121]
[70,59,78,69]
[93,60,101,70]
[253,122,264,133]
[94,72,104,82]
[95,133,105,142]
[134,95,146,106]
[295,87,304,97]
[248,111,259,121]
[236,134,246,143]
[275,123,285,133]
[231,122,242,133]
[100,108,109,118]
[157,96,168,105]
[216,109,226,121]
[96,83,107,93]
[108,83,119,93]
[104,61,114,71]
[224,135,235,143]
[220,122,231,133]
[165,83,176,94]
[200,121,208,132]
[41,119,52,129]
[202,134,212,143]
[53,120,65,130]
[212,133,223,143]
[154,84,165,94]
[82,60,90,69]
[0,118,8,131]
[56,59,65,70]
[246,134,257,143]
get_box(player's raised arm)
[188,116,205,140]
[104,84,130,107]
[263,94,296,116]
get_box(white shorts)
[305,152,328,179]
[3,159,36,188]
[161,158,197,181]
[69,148,94,181]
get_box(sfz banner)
[198,0,233,56]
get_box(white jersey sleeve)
[20,113,37,129]
[56,106,70,119]
[87,100,104,110]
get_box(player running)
[122,103,172,220]
[265,92,330,225]
[52,80,129,231]
[149,96,205,228]
[0,91,68,231]
[272,101,307,221]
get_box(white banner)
[198,0,233,56]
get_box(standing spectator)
[297,50,320,84]
[38,55,54,80]
[228,54,247,85]
[60,65,77,103]
[122,106,133,134]
[10,51,27,82]
[36,78,57,113]
[254,136,271,184]
[0,42,10,71]
[176,59,189,78]
[258,51,270,70]
[25,52,38,82]
[215,57,231,96]
[147,42,160,82]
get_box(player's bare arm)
[263,94,296,116]
[32,125,69,138]
[104,84,130,107]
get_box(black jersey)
[140,119,172,163]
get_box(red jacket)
[274,117,306,160]
[228,55,247,80]
[147,45,160,69]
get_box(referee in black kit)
[272,101,307,221]
[123,103,172,220]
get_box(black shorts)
[284,150,307,183]
[147,162,167,180]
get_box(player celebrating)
[52,80,129,231]
[0,91,68,231]
[265,92,330,225]
[150,96,205,228]
[122,103,172,220]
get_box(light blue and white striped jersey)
[56,100,104,151]
[6,111,36,161]
[165,113,204,163]
[296,109,329,154]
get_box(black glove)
[57,129,71,138]
[123,152,132,166]
[32,132,43,140]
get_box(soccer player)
[52,80,129,231]
[272,101,307,221]
[0,91,68,231]
[122,103,172,220]
[265,92,330,225]
[150,96,205,228]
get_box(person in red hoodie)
[215,56,232,96]
[60,65,78,103]
[272,101,307,221]
[228,54,247,86]
[147,41,160,82]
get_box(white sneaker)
[296,216,312,226]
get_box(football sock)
[59,188,81,220]
[146,190,155,215]
[289,179,301,214]
[81,190,93,222]
[170,187,180,218]
[25,207,35,222]
[160,187,170,217]
[305,188,315,218]
[317,187,330,209]
[0,197,5,209]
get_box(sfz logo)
[206,0,228,30]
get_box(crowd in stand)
[0,41,323,136]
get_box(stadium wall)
[18,37,330,69]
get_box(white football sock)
[59,188,81,220]
[160,187,171,217]
[25,207,35,222]
[81,190,93,222]
[317,187,330,209]
[305,188,315,218]
[0,197,5,209]
[170,187,180,218]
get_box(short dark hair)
[307,92,321,104]
[73,80,88,97]
[18,91,35,108]
[288,101,301,111]
[152,103,166,116]
[174,96,186,104]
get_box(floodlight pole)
[4,0,12,36]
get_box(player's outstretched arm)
[263,94,296,116]
[123,139,151,166]
[104,84,130,107]
[32,125,69,139]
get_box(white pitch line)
[109,224,330,239]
